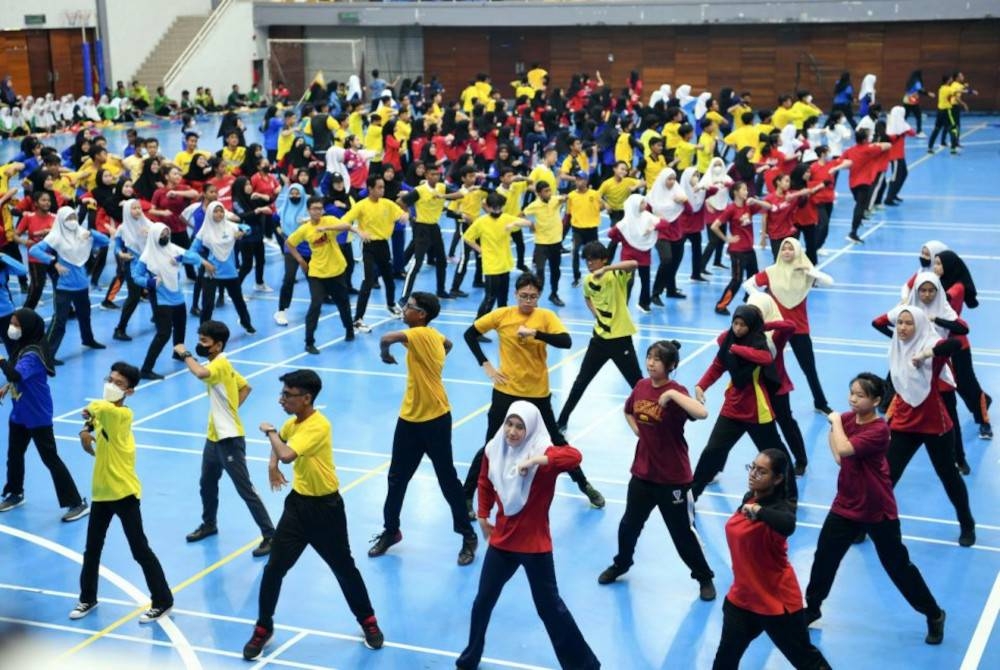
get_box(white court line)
[960,570,1000,670]
[0,525,202,670]
[250,631,309,670]
[825,249,1000,262]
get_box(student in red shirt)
[712,448,830,670]
[883,106,916,206]
[758,173,802,260]
[597,340,717,601]
[840,128,890,243]
[805,373,945,645]
[458,402,599,670]
[884,307,975,546]
[14,190,57,310]
[805,147,850,253]
[607,193,657,313]
[691,305,798,502]
[708,181,772,315]
[787,162,827,264]
[149,166,198,280]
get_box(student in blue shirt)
[111,198,150,342]
[273,182,309,327]
[133,222,207,380]
[29,207,110,364]
[191,201,254,330]
[0,308,88,520]
[0,254,29,356]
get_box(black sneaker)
[714,306,730,316]
[957,460,971,476]
[598,563,628,585]
[436,291,453,299]
[581,483,605,509]
[549,294,565,307]
[252,537,272,558]
[571,278,581,288]
[804,607,822,627]
[190,306,202,318]
[69,601,98,620]
[305,344,321,355]
[186,524,218,542]
[243,323,257,334]
[0,493,25,512]
[112,329,132,342]
[959,526,976,547]
[458,534,478,566]
[367,530,402,557]
[466,499,476,520]
[814,404,833,416]
[794,462,807,477]
[82,341,107,350]
[847,232,864,244]
[361,615,384,649]
[698,578,717,601]
[100,300,119,310]
[650,294,664,306]
[139,605,172,623]
[925,610,945,645]
[140,370,164,381]
[243,624,273,660]
[979,422,993,440]
[666,291,687,299]
[449,289,469,299]
[62,499,90,522]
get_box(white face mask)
[7,325,21,341]
[64,218,79,231]
[103,382,126,403]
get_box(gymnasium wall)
[0,29,98,99]
[423,20,1000,111]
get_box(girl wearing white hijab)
[676,165,710,288]
[0,106,13,137]
[649,83,672,108]
[883,105,915,205]
[884,306,975,546]
[346,75,362,103]
[607,193,658,312]
[900,239,948,301]
[647,168,688,303]
[190,201,254,329]
[133,221,204,380]
[112,197,151,342]
[694,91,712,122]
[744,236,833,413]
[457,401,599,670]
[695,157,733,279]
[28,207,110,363]
[858,73,877,116]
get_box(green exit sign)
[338,12,360,25]
[24,14,47,26]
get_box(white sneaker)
[273,310,288,327]
[69,601,98,620]
[353,319,372,333]
[389,304,403,318]
[916,132,927,138]
[138,605,172,624]
[817,248,831,256]
[256,283,274,293]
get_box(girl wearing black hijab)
[0,308,88,520]
[690,304,798,501]
[133,156,164,201]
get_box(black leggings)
[238,240,266,286]
[115,272,144,334]
[691,416,797,501]
[476,273,510,319]
[789,333,828,409]
[888,430,974,529]
[713,598,830,670]
[400,223,447,298]
[557,335,642,427]
[24,262,58,310]
[625,265,651,310]
[533,243,562,297]
[850,184,872,236]
[927,109,958,150]
[795,225,818,265]
[815,203,833,251]
[951,347,991,425]
[770,391,808,468]
[885,158,909,203]
[716,251,757,311]
[278,253,302,312]
[684,231,704,279]
[201,277,253,328]
[305,275,353,346]
[141,303,186,374]
[355,239,395,320]
[4,421,83,507]
[903,103,923,134]
[570,227,599,281]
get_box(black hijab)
[10,308,55,376]
[719,305,768,388]
[936,250,978,308]
[134,157,163,201]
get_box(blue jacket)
[132,250,202,306]
[29,232,110,292]
[189,224,251,280]
[0,254,28,318]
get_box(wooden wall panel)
[0,34,31,102]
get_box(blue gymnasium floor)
[0,112,998,670]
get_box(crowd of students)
[0,62,991,668]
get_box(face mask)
[7,325,21,341]
[195,343,212,358]
[919,256,931,268]
[289,195,302,204]
[64,219,79,231]
[158,236,169,247]
[103,382,126,403]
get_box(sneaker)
[698,578,717,601]
[138,605,172,623]
[112,329,132,342]
[345,331,355,342]
[69,601,98,620]
[549,294,565,307]
[389,304,403,318]
[804,607,822,627]
[186,524,218,542]
[273,310,289,326]
[713,262,729,270]
[0,493,25,512]
[689,275,709,283]
[846,233,863,244]
[598,563,628,585]
[636,304,650,314]
[62,500,90,522]
[699,268,713,276]
[216,295,225,307]
[436,291,453,300]
[814,404,833,416]
[368,530,402,557]
[252,537,272,558]
[926,148,935,155]
[140,370,164,381]
[466,498,476,520]
[458,534,478,566]
[925,610,945,645]
[449,289,469,299]
[957,460,971,476]
[353,320,372,334]
[916,131,927,138]
[582,483,605,509]
[817,248,831,256]
[305,344,321,355]
[243,323,257,335]
[714,306,730,316]
[556,421,568,436]
[361,615,384,650]
[189,306,201,318]
[794,462,807,477]
[959,526,976,547]
[243,624,273,660]
[650,294,664,307]
[256,283,274,293]
[979,422,993,439]
[82,341,107,350]
[571,278,581,288]
[100,300,119,310]
[666,291,687,300]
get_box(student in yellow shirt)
[173,321,276,552]
[460,80,481,114]
[447,166,488,297]
[598,160,642,224]
[614,117,637,168]
[461,272,605,509]
[496,166,531,272]
[566,172,603,286]
[463,191,533,317]
[276,111,298,163]
[522,182,567,306]
[637,136,668,188]
[673,123,697,171]
[399,168,459,302]
[661,107,685,151]
[511,74,535,101]
[527,147,558,192]
[724,112,761,159]
[928,74,960,153]
[368,291,479,563]
[341,175,409,330]
[247,369,383,660]
[172,132,208,174]
[218,130,247,175]
[638,118,662,159]
[363,113,384,166]
[70,361,173,623]
[696,118,719,174]
[790,91,822,130]
[527,63,548,91]
[729,92,753,129]
[559,137,591,183]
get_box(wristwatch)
[178,351,194,360]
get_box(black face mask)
[158,236,169,247]
[289,195,302,204]
[195,343,212,357]
[919,256,931,268]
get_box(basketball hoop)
[63,10,93,28]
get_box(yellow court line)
[55,343,587,660]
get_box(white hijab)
[699,157,732,210]
[675,84,693,107]
[746,292,783,356]
[43,207,93,267]
[647,168,685,222]
[615,194,658,251]
[196,201,239,262]
[907,272,959,335]
[139,221,186,292]
[887,306,940,408]
[694,92,712,120]
[485,401,552,517]
[347,75,362,102]
[650,84,672,107]
[764,237,816,308]
[680,166,706,213]
[859,74,877,102]
[779,124,800,156]
[325,145,352,185]
[887,105,911,136]
[118,198,151,252]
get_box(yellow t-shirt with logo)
[527,165,556,191]
[400,326,450,422]
[497,181,528,216]
[285,217,347,278]
[662,122,681,150]
[363,124,384,160]
[560,153,590,177]
[674,140,696,171]
[473,306,568,398]
[221,146,246,175]
[639,128,660,158]
[450,187,487,221]
[464,213,518,275]
[87,400,141,502]
[413,182,447,223]
[204,354,247,441]
[584,269,636,340]
[527,68,548,91]
[522,196,563,244]
[281,411,339,496]
[341,197,405,240]
[598,176,640,212]
[642,154,667,188]
[731,104,753,128]
[567,189,601,229]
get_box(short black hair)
[410,291,441,321]
[536,181,552,194]
[111,361,140,389]
[678,123,693,138]
[283,110,296,118]
[307,195,325,208]
[649,135,664,148]
[366,174,383,190]
[485,191,506,210]
[184,131,199,140]
[280,369,322,402]
[500,166,516,177]
[850,372,885,401]
[198,320,230,348]
[741,111,754,125]
[581,240,609,261]
[514,271,543,292]
[646,339,682,371]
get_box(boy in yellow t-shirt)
[598,160,642,224]
[463,191,533,317]
[369,291,479,562]
[673,123,697,171]
[173,321,275,555]
[566,172,603,286]
[247,369,383,659]
[696,118,719,174]
[522,181,567,306]
[496,167,531,272]
[72,361,173,623]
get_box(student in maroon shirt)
[458,401,599,670]
[840,128,890,243]
[807,146,851,253]
[885,306,975,546]
[708,181,772,315]
[804,373,945,645]
[597,340,716,600]
[149,166,198,280]
[712,448,830,670]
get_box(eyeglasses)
[746,463,771,476]
[516,293,540,302]
[404,302,426,313]
[279,391,306,400]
